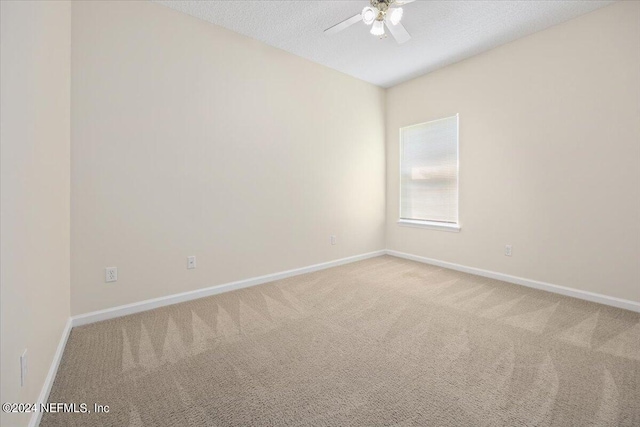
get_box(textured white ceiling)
[154,0,615,88]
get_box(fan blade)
[386,20,411,44]
[324,14,362,35]
[394,0,416,5]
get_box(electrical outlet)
[330,235,337,245]
[505,245,512,257]
[105,267,117,282]
[187,256,196,269]
[20,349,27,387]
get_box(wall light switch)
[330,235,337,245]
[505,245,512,257]
[187,256,196,269]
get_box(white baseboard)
[70,248,639,326]
[29,318,72,427]
[386,250,640,313]
[71,250,386,327]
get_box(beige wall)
[386,1,640,303]
[70,1,386,315]
[0,1,71,426]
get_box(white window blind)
[400,115,459,225]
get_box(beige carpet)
[42,255,640,426]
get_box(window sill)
[397,219,461,233]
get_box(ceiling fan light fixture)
[323,0,412,44]
[388,7,404,26]
[362,6,376,25]
[370,20,385,36]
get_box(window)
[399,114,459,232]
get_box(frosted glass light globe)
[389,8,404,26]
[362,6,377,25]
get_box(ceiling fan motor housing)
[371,0,392,21]
[371,0,392,12]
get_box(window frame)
[397,114,461,232]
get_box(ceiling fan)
[324,0,415,44]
